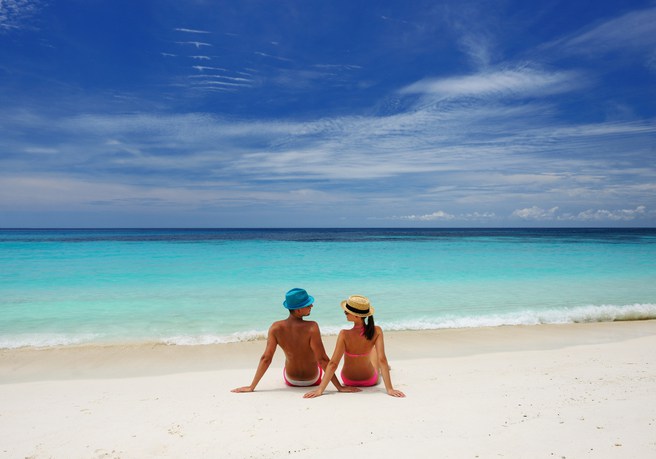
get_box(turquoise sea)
[1,228,655,349]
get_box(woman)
[304,295,405,398]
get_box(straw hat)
[340,295,375,317]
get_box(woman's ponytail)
[363,315,375,340]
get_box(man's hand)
[303,389,323,398]
[231,386,254,393]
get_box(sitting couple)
[232,288,405,398]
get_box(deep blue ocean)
[1,228,655,348]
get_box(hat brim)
[340,300,374,317]
[284,295,315,310]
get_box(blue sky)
[1,0,655,227]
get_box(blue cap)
[283,288,315,310]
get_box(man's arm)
[308,323,359,393]
[231,325,278,393]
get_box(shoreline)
[3,302,656,351]
[2,320,655,457]
[2,320,656,383]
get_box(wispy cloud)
[0,174,344,214]
[558,7,656,55]
[187,72,255,92]
[314,64,363,71]
[254,51,293,62]
[2,2,654,227]
[174,28,211,34]
[176,41,212,48]
[2,1,655,226]
[191,65,226,72]
[0,0,40,32]
[400,66,582,98]
[457,31,494,68]
[3,93,654,182]
[3,92,653,225]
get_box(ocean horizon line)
[2,226,655,230]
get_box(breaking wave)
[2,304,655,349]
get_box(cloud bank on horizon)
[1,0,654,227]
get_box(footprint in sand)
[167,424,184,438]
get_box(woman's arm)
[374,327,405,397]
[304,331,346,398]
[309,323,359,393]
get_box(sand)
[1,320,655,458]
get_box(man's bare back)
[270,316,324,380]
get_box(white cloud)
[512,205,650,221]
[377,211,497,222]
[512,206,559,220]
[462,212,497,220]
[571,206,647,221]
[400,211,455,221]
[400,67,582,98]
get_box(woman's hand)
[338,386,362,393]
[303,389,324,398]
[387,388,406,397]
[231,386,254,393]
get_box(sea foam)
[141,303,656,346]
[381,303,656,331]
[2,304,655,349]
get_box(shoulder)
[337,329,348,340]
[304,320,320,332]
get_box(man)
[232,288,359,393]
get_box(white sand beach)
[2,320,656,458]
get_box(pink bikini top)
[344,326,372,358]
[344,349,371,358]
